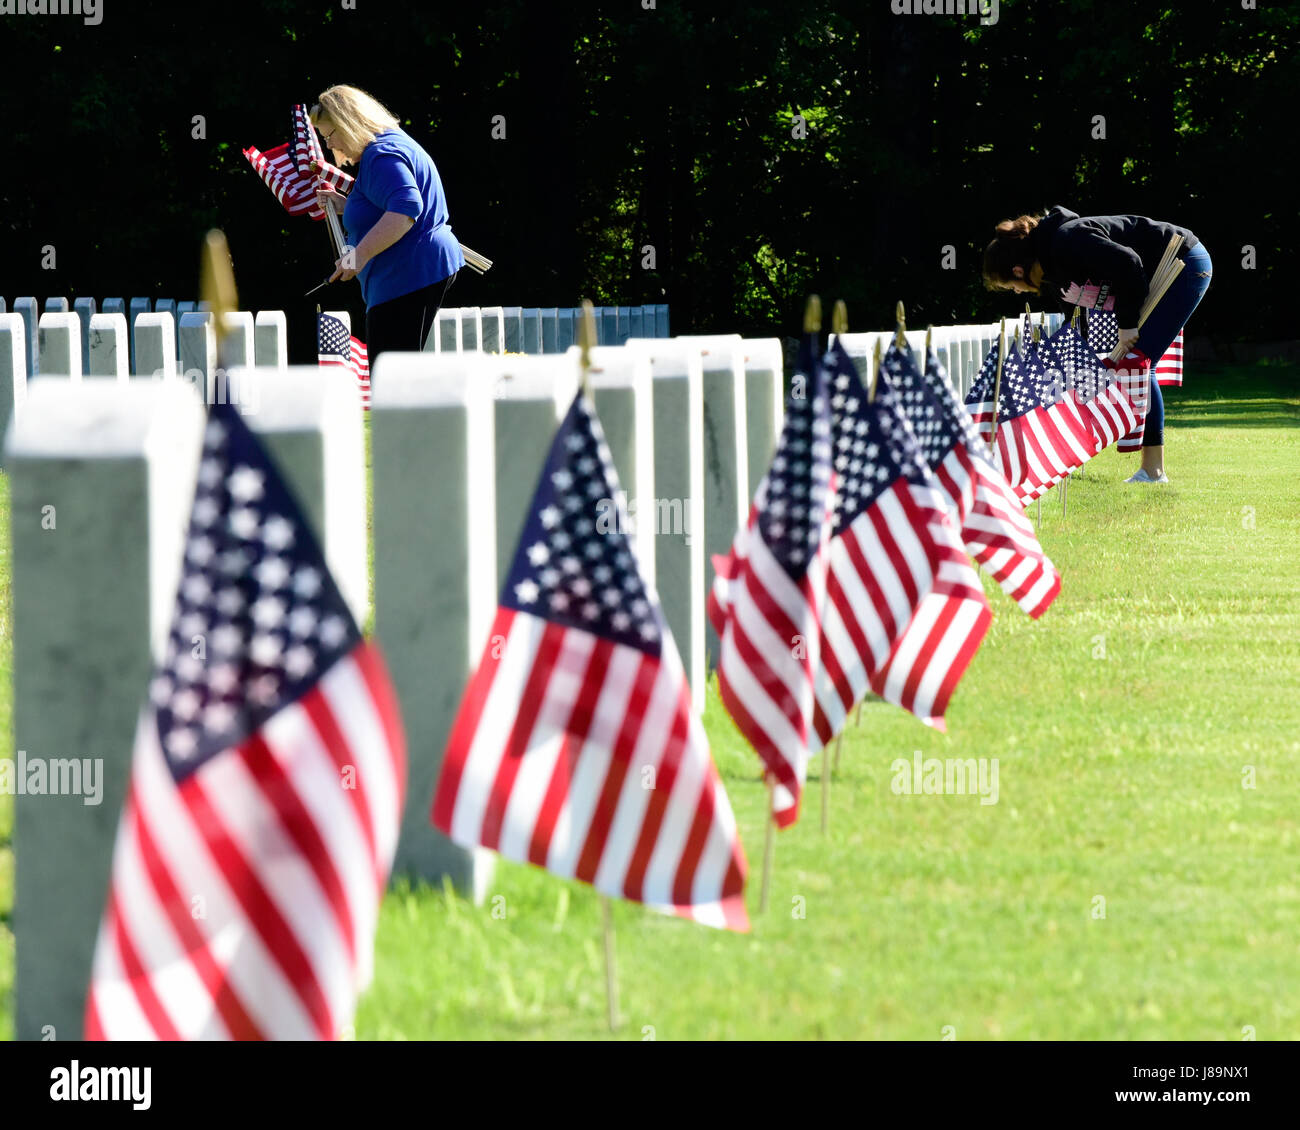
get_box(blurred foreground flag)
[707,333,836,828]
[886,339,1060,620]
[86,401,407,1040]
[433,392,748,930]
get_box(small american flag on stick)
[433,391,748,930]
[707,333,836,828]
[318,312,370,411]
[894,339,1061,620]
[85,401,406,1040]
[813,339,991,737]
[1039,323,1140,452]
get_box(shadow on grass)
[1165,366,1300,429]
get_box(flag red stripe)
[480,621,566,852]
[432,608,513,833]
[178,773,333,1039]
[241,731,358,968]
[299,687,382,890]
[572,652,657,885]
[130,799,264,1041]
[622,694,691,899]
[105,891,182,1041]
[528,638,613,867]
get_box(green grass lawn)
[2,363,1297,1040]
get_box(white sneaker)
[1125,468,1169,484]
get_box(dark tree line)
[1,0,1293,363]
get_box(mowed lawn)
[1,363,1296,1040]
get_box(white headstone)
[86,312,129,380]
[479,306,505,354]
[370,350,498,896]
[489,353,581,587]
[133,312,177,380]
[6,377,206,1040]
[178,310,216,384]
[73,297,96,363]
[217,311,255,370]
[229,366,369,627]
[434,308,462,352]
[459,306,481,352]
[621,340,706,713]
[254,310,288,369]
[564,345,656,587]
[501,307,523,353]
[741,338,784,500]
[37,311,82,378]
[14,297,38,375]
[658,335,748,670]
[0,313,28,444]
[521,309,542,354]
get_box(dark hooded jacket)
[1025,206,1200,329]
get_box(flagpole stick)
[1073,306,1086,478]
[600,896,620,1033]
[578,298,596,398]
[324,199,346,260]
[989,317,1006,446]
[580,299,618,1034]
[200,230,238,375]
[760,775,775,914]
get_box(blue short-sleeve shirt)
[341,129,465,308]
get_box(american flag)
[242,142,318,218]
[964,337,1002,445]
[292,103,355,201]
[895,340,1061,619]
[85,401,407,1040]
[318,313,370,410]
[432,391,749,930]
[1087,311,1184,386]
[706,334,836,828]
[975,334,1099,504]
[811,339,991,741]
[1040,322,1140,451]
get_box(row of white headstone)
[428,303,671,354]
[2,314,1057,1039]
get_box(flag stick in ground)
[577,297,621,1029]
[760,776,775,913]
[989,317,1007,444]
[601,897,620,1032]
[818,298,850,834]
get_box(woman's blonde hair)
[309,85,400,155]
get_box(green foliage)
[0,1,1294,353]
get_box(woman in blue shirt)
[310,85,465,366]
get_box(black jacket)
[1027,206,1200,329]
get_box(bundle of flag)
[241,142,320,219]
[433,390,748,930]
[811,339,991,739]
[291,103,355,201]
[706,334,836,827]
[85,401,407,1040]
[241,106,354,224]
[1038,322,1141,452]
[318,313,371,410]
[884,339,1060,620]
[965,333,1097,504]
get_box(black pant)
[365,272,458,367]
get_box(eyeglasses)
[320,126,338,148]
